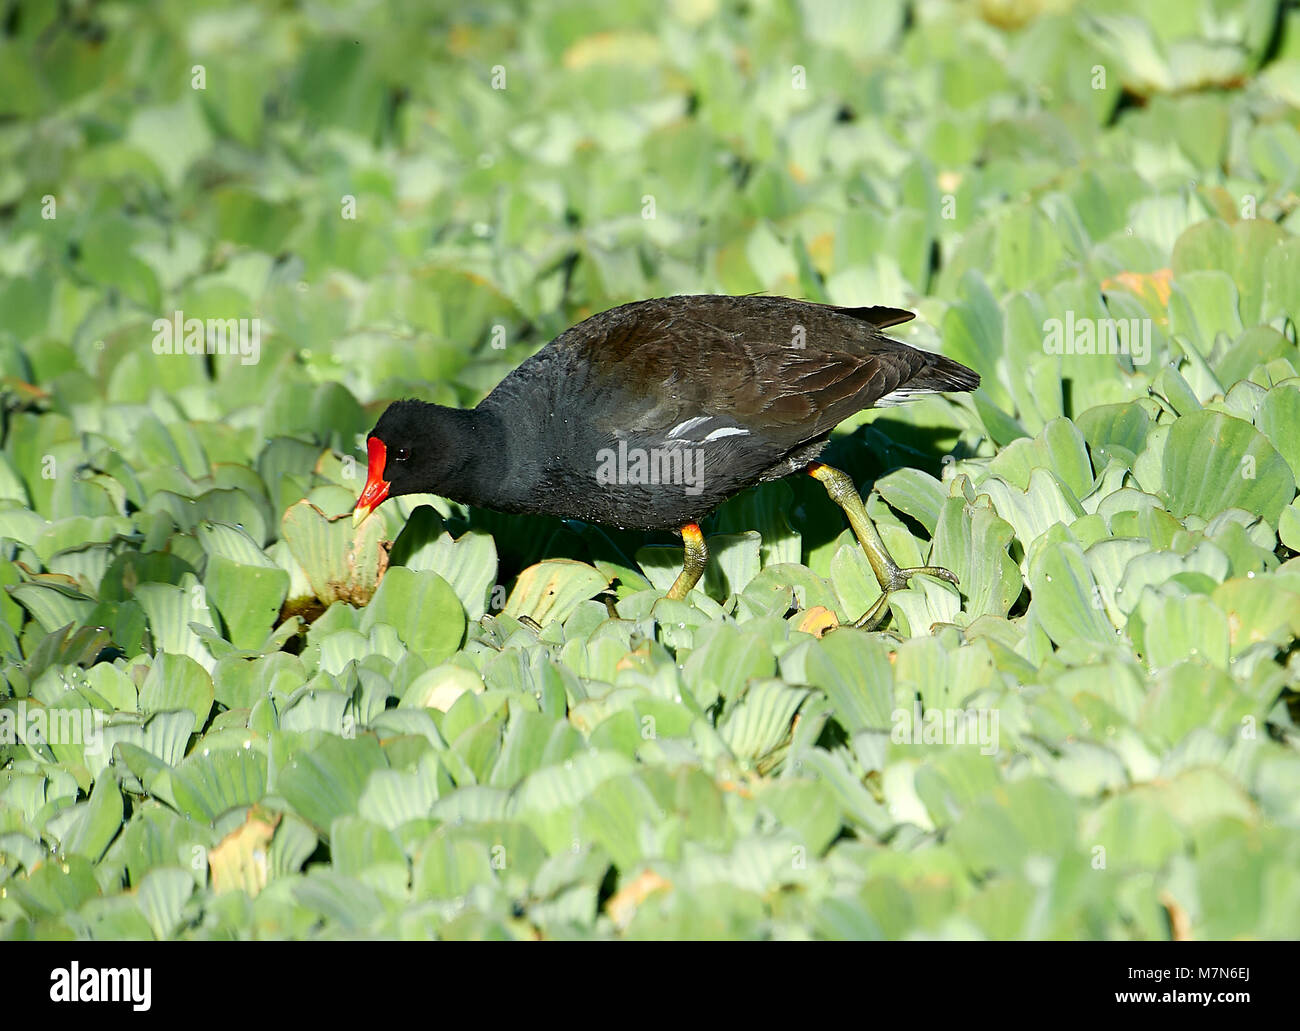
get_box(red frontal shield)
[353,437,390,526]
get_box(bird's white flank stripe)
[702,426,749,441]
[667,416,711,439]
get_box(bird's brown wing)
[569,295,932,445]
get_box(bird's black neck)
[416,404,517,510]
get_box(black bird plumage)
[362,294,978,532]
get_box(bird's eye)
[394,447,410,462]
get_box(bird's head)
[352,399,454,525]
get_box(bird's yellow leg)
[807,462,958,630]
[666,523,708,600]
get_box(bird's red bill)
[353,437,390,526]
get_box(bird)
[353,294,979,629]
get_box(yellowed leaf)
[796,606,838,638]
[615,642,654,673]
[209,806,280,897]
[606,869,672,930]
[1101,268,1173,311]
[563,31,661,70]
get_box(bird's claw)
[844,565,961,632]
[883,564,959,592]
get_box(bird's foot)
[848,565,960,631]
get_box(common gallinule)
[353,294,978,629]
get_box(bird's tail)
[915,352,980,393]
[875,352,980,406]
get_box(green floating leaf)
[135,580,220,672]
[390,505,498,620]
[358,566,465,666]
[712,480,802,566]
[874,468,947,536]
[1076,401,1151,469]
[740,562,842,621]
[275,733,388,835]
[503,559,608,625]
[931,495,1021,619]
[204,556,289,650]
[8,578,94,635]
[976,467,1086,547]
[194,490,268,550]
[136,867,195,940]
[985,418,1094,503]
[358,755,441,830]
[271,812,318,882]
[1172,217,1284,328]
[719,679,811,768]
[281,500,387,608]
[1254,383,1300,482]
[171,747,269,824]
[1138,661,1252,747]
[289,869,393,932]
[139,653,214,732]
[99,550,195,602]
[58,773,123,864]
[1026,537,1117,648]
[1169,270,1243,357]
[510,749,634,853]
[412,833,497,901]
[8,855,100,918]
[105,711,195,779]
[949,777,1077,877]
[196,519,288,649]
[802,629,894,734]
[1161,409,1295,524]
[1083,793,1187,871]
[1133,592,1231,671]
[1213,576,1300,655]
[1261,237,1300,325]
[682,622,776,710]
